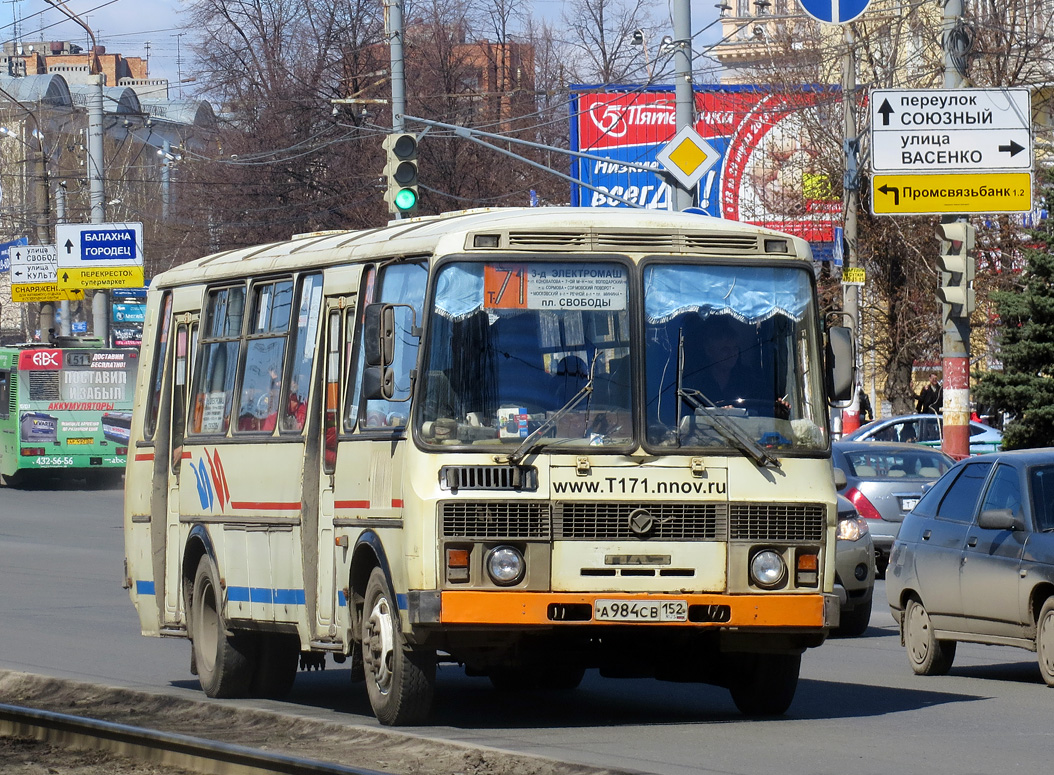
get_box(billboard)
[570,86,842,242]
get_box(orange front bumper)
[440,591,827,628]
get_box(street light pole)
[672,0,694,211]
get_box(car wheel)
[1036,598,1054,687]
[361,567,435,725]
[837,595,872,637]
[904,598,955,676]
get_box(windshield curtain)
[643,263,827,452]
[418,261,632,449]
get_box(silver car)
[842,413,1002,455]
[833,441,955,574]
[886,448,1054,683]
[835,495,876,637]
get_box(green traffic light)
[394,188,418,211]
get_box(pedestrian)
[916,374,943,415]
[858,385,873,423]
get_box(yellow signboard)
[58,265,145,290]
[871,172,1032,215]
[841,267,866,286]
[11,283,84,302]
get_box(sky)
[0,1,727,100]
[3,1,189,89]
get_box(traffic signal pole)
[671,0,694,211]
[941,0,971,458]
[386,0,411,220]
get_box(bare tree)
[560,0,662,84]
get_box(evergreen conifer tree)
[974,175,1054,450]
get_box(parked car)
[842,414,1002,455]
[833,441,956,574]
[886,448,1054,683]
[835,495,876,636]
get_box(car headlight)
[750,550,786,588]
[837,516,869,542]
[485,545,525,586]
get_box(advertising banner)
[571,86,841,242]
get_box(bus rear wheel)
[191,555,255,698]
[728,652,800,716]
[361,567,435,725]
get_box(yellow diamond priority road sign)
[656,126,720,190]
[871,172,1032,215]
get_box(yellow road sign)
[841,267,866,285]
[58,265,144,290]
[11,283,84,302]
[871,172,1032,215]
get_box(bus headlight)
[486,546,525,586]
[750,550,786,588]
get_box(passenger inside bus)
[282,380,307,432]
[683,315,788,418]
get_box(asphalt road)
[2,480,1053,774]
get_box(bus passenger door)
[316,305,344,634]
[165,322,193,623]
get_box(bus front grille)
[441,501,552,539]
[728,503,826,541]
[554,502,725,540]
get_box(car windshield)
[843,448,954,479]
[415,259,829,455]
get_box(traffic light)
[936,220,976,318]
[382,133,419,216]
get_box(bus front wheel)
[727,652,800,716]
[361,567,435,725]
[191,555,255,698]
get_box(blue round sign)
[797,0,871,24]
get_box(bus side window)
[0,370,9,420]
[281,274,323,435]
[323,309,341,473]
[191,285,246,435]
[360,262,427,430]
[144,292,172,439]
[344,266,375,432]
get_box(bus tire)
[728,652,800,716]
[361,567,435,725]
[251,633,300,699]
[191,555,255,698]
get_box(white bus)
[124,208,853,725]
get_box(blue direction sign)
[0,236,28,272]
[797,0,871,24]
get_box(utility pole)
[840,28,861,435]
[88,72,107,343]
[941,0,970,458]
[671,0,694,211]
[56,183,70,337]
[385,0,408,219]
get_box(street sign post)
[870,88,1032,174]
[55,222,145,290]
[871,171,1032,215]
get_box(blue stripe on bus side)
[226,587,307,605]
[136,584,402,611]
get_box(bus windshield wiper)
[674,329,779,469]
[505,356,597,467]
[676,388,781,469]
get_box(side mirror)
[977,508,1018,531]
[363,365,394,400]
[826,325,855,406]
[364,303,395,367]
[833,467,847,489]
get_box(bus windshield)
[417,259,827,454]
